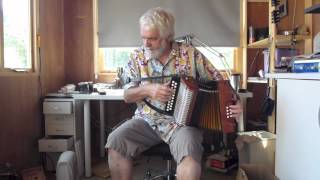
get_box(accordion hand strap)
[143,99,171,116]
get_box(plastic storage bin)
[236,131,276,171]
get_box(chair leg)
[166,159,176,180]
[143,159,176,180]
[143,170,152,180]
[166,160,172,180]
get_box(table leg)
[99,100,105,157]
[237,97,247,132]
[84,100,91,177]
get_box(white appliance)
[268,73,320,180]
[56,151,79,180]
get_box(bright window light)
[101,47,234,71]
[3,0,32,70]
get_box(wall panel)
[0,0,65,169]
[64,0,94,84]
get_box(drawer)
[43,101,73,114]
[45,115,74,135]
[38,136,74,152]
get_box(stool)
[142,142,176,180]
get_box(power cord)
[248,49,261,77]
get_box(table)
[73,89,124,177]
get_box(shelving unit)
[247,38,269,49]
[240,0,313,132]
[247,35,311,48]
[247,77,268,83]
[305,3,320,13]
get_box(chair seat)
[142,142,172,160]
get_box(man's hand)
[229,100,243,119]
[146,82,174,103]
[123,82,174,103]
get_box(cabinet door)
[276,79,320,180]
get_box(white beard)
[144,41,166,59]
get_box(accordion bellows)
[166,77,237,133]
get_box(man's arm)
[124,83,173,103]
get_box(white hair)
[139,7,175,41]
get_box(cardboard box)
[236,164,278,180]
[236,131,276,171]
[21,166,46,180]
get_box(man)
[106,7,242,180]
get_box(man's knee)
[180,156,201,167]
[107,129,120,145]
[170,127,203,164]
[177,156,201,178]
[106,120,132,149]
[108,148,121,159]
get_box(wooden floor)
[47,156,237,180]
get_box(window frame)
[0,0,39,74]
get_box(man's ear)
[167,34,174,42]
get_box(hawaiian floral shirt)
[122,42,223,142]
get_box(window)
[98,47,235,72]
[196,47,235,71]
[0,0,37,72]
[99,47,135,72]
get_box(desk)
[73,89,124,177]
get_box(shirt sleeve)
[194,48,224,81]
[122,52,141,90]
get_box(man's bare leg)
[108,149,133,180]
[176,156,201,180]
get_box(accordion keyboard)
[165,77,180,114]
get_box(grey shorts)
[105,118,203,164]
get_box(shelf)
[248,38,269,49]
[275,35,312,46]
[265,73,320,80]
[247,35,311,49]
[247,0,268,2]
[305,3,320,14]
[247,77,268,84]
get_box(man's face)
[140,25,167,59]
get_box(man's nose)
[143,39,151,47]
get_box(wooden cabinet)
[41,97,84,171]
[43,98,84,141]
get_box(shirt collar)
[140,42,180,64]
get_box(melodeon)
[165,76,238,133]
